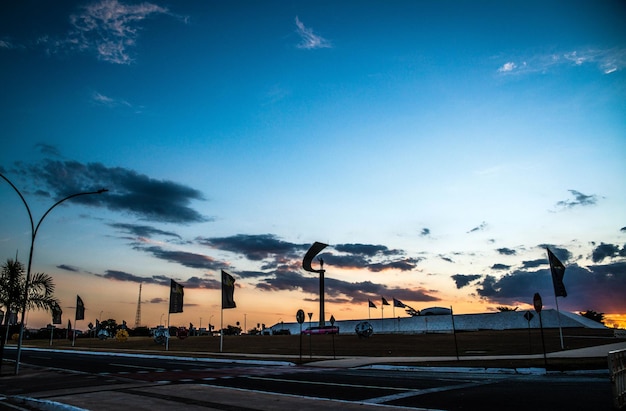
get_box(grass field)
[12,327,620,370]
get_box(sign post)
[533,293,548,367]
[296,309,305,363]
[330,315,336,359]
[307,312,313,359]
[523,311,534,354]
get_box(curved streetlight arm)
[16,188,108,374]
[1,172,108,375]
[21,188,109,322]
[21,187,109,330]
[33,189,108,238]
[0,173,35,235]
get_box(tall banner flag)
[547,247,566,349]
[75,295,85,321]
[392,298,405,319]
[380,297,388,329]
[169,280,185,313]
[367,299,376,320]
[222,270,236,309]
[220,270,237,353]
[52,302,62,324]
[547,248,567,297]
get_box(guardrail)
[609,348,626,409]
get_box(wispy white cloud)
[497,62,516,72]
[0,37,27,51]
[497,47,625,76]
[0,39,15,49]
[295,16,331,50]
[1,0,185,63]
[67,0,176,64]
[92,91,136,111]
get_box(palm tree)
[0,258,60,325]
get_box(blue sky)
[1,0,625,331]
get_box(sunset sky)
[1,0,625,332]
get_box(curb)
[13,346,297,367]
[11,395,87,411]
[361,364,609,376]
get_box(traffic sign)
[330,315,335,325]
[524,311,534,322]
[533,293,542,313]
[296,309,305,324]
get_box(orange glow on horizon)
[604,314,626,330]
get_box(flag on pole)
[169,279,185,313]
[382,297,390,305]
[547,248,567,297]
[368,300,377,308]
[393,298,406,308]
[75,295,85,321]
[222,270,236,309]
[52,302,62,324]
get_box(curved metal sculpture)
[302,242,328,327]
[355,321,373,338]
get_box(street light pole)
[1,172,107,375]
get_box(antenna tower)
[134,283,142,328]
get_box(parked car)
[419,307,452,316]
[302,325,339,335]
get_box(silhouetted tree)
[0,258,59,325]
[579,310,605,324]
[496,306,518,312]
[99,319,118,334]
[222,325,242,335]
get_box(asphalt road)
[0,347,616,410]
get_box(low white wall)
[268,309,607,336]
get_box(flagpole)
[392,304,396,332]
[220,308,224,353]
[72,321,77,347]
[547,248,566,350]
[554,295,564,349]
[451,305,459,361]
[166,312,171,351]
[220,272,224,352]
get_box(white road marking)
[247,375,409,391]
[363,381,493,404]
